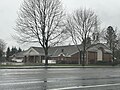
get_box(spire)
[92,32,100,44]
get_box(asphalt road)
[0,68,120,90]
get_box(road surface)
[0,68,120,90]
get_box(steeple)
[92,32,100,44]
[92,18,100,44]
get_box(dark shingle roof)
[50,45,81,57]
[29,43,112,57]
[12,51,26,58]
[31,45,82,57]
[31,47,45,55]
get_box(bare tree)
[104,26,118,64]
[66,8,99,66]
[15,0,65,65]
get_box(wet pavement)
[0,68,120,90]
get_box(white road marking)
[0,80,44,86]
[49,83,120,90]
[0,78,44,83]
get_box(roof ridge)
[30,44,81,49]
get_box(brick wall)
[87,51,97,64]
[51,51,112,64]
[103,53,112,62]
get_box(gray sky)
[0,0,120,50]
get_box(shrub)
[96,61,112,65]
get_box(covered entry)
[23,47,42,63]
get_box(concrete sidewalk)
[0,65,119,69]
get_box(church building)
[12,32,112,64]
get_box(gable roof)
[87,43,112,53]
[31,47,45,55]
[11,51,27,58]
[50,45,82,57]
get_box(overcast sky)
[0,0,120,50]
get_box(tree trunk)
[82,51,85,66]
[112,46,115,66]
[82,41,86,66]
[79,51,82,64]
[44,49,49,66]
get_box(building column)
[34,56,36,63]
[39,56,42,63]
[27,55,29,63]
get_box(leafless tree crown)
[0,39,6,52]
[66,8,99,65]
[15,0,65,48]
[66,8,99,46]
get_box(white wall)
[42,60,56,64]
[97,50,102,61]
[12,58,23,63]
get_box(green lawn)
[0,62,117,67]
